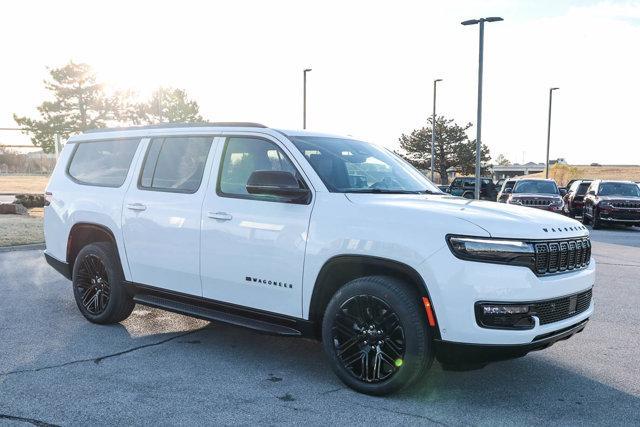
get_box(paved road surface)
[1,227,639,425]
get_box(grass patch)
[0,209,44,246]
[0,175,49,194]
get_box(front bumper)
[434,318,588,365]
[418,244,596,345]
[44,251,72,280]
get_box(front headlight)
[599,201,612,208]
[447,236,535,268]
[507,197,521,205]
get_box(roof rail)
[84,122,267,133]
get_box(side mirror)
[559,188,567,197]
[587,190,596,196]
[246,170,310,202]
[504,188,512,194]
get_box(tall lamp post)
[545,87,559,178]
[303,68,312,129]
[431,78,443,182]
[461,16,503,199]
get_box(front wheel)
[72,242,135,324]
[321,276,434,395]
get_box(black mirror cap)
[559,188,567,196]
[247,170,299,188]
[246,170,311,203]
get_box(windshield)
[599,182,640,197]
[576,183,591,196]
[513,180,558,195]
[289,136,439,194]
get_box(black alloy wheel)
[322,276,434,395]
[75,254,111,315]
[332,295,406,383]
[72,242,135,324]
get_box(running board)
[133,293,303,337]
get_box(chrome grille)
[534,237,591,275]
[521,199,552,207]
[612,201,640,209]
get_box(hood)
[598,195,640,202]
[345,193,587,240]
[510,193,561,200]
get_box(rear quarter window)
[68,139,140,187]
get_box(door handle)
[126,203,147,211]
[207,211,233,221]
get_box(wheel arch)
[308,255,440,339]
[66,222,123,274]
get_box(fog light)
[476,303,534,329]
[482,304,530,315]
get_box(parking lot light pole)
[431,79,443,182]
[462,16,503,199]
[303,68,312,129]
[545,87,559,179]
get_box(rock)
[0,203,27,215]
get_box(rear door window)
[139,137,213,193]
[68,139,140,187]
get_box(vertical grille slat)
[533,237,591,276]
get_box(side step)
[133,293,303,337]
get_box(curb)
[0,243,45,253]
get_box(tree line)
[14,61,203,153]
[15,61,498,184]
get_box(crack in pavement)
[597,261,640,268]
[353,402,449,425]
[0,329,204,378]
[0,414,59,427]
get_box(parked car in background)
[563,180,593,218]
[447,177,497,200]
[496,179,516,203]
[582,180,640,229]
[506,179,564,213]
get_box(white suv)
[44,123,595,395]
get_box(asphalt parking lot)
[1,227,639,426]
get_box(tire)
[582,210,591,225]
[592,209,602,230]
[462,191,474,199]
[72,242,135,324]
[321,276,434,396]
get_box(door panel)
[122,136,218,296]
[201,136,313,317]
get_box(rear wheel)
[72,242,135,324]
[321,276,433,395]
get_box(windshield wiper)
[347,189,432,194]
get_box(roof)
[68,122,345,143]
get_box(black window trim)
[216,135,312,205]
[137,136,216,195]
[66,137,142,188]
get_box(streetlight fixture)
[545,87,559,178]
[462,16,503,199]
[303,68,312,129]
[431,78,443,182]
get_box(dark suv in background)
[505,179,564,213]
[447,177,497,200]
[563,180,593,217]
[582,180,640,229]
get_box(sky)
[1,0,639,165]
